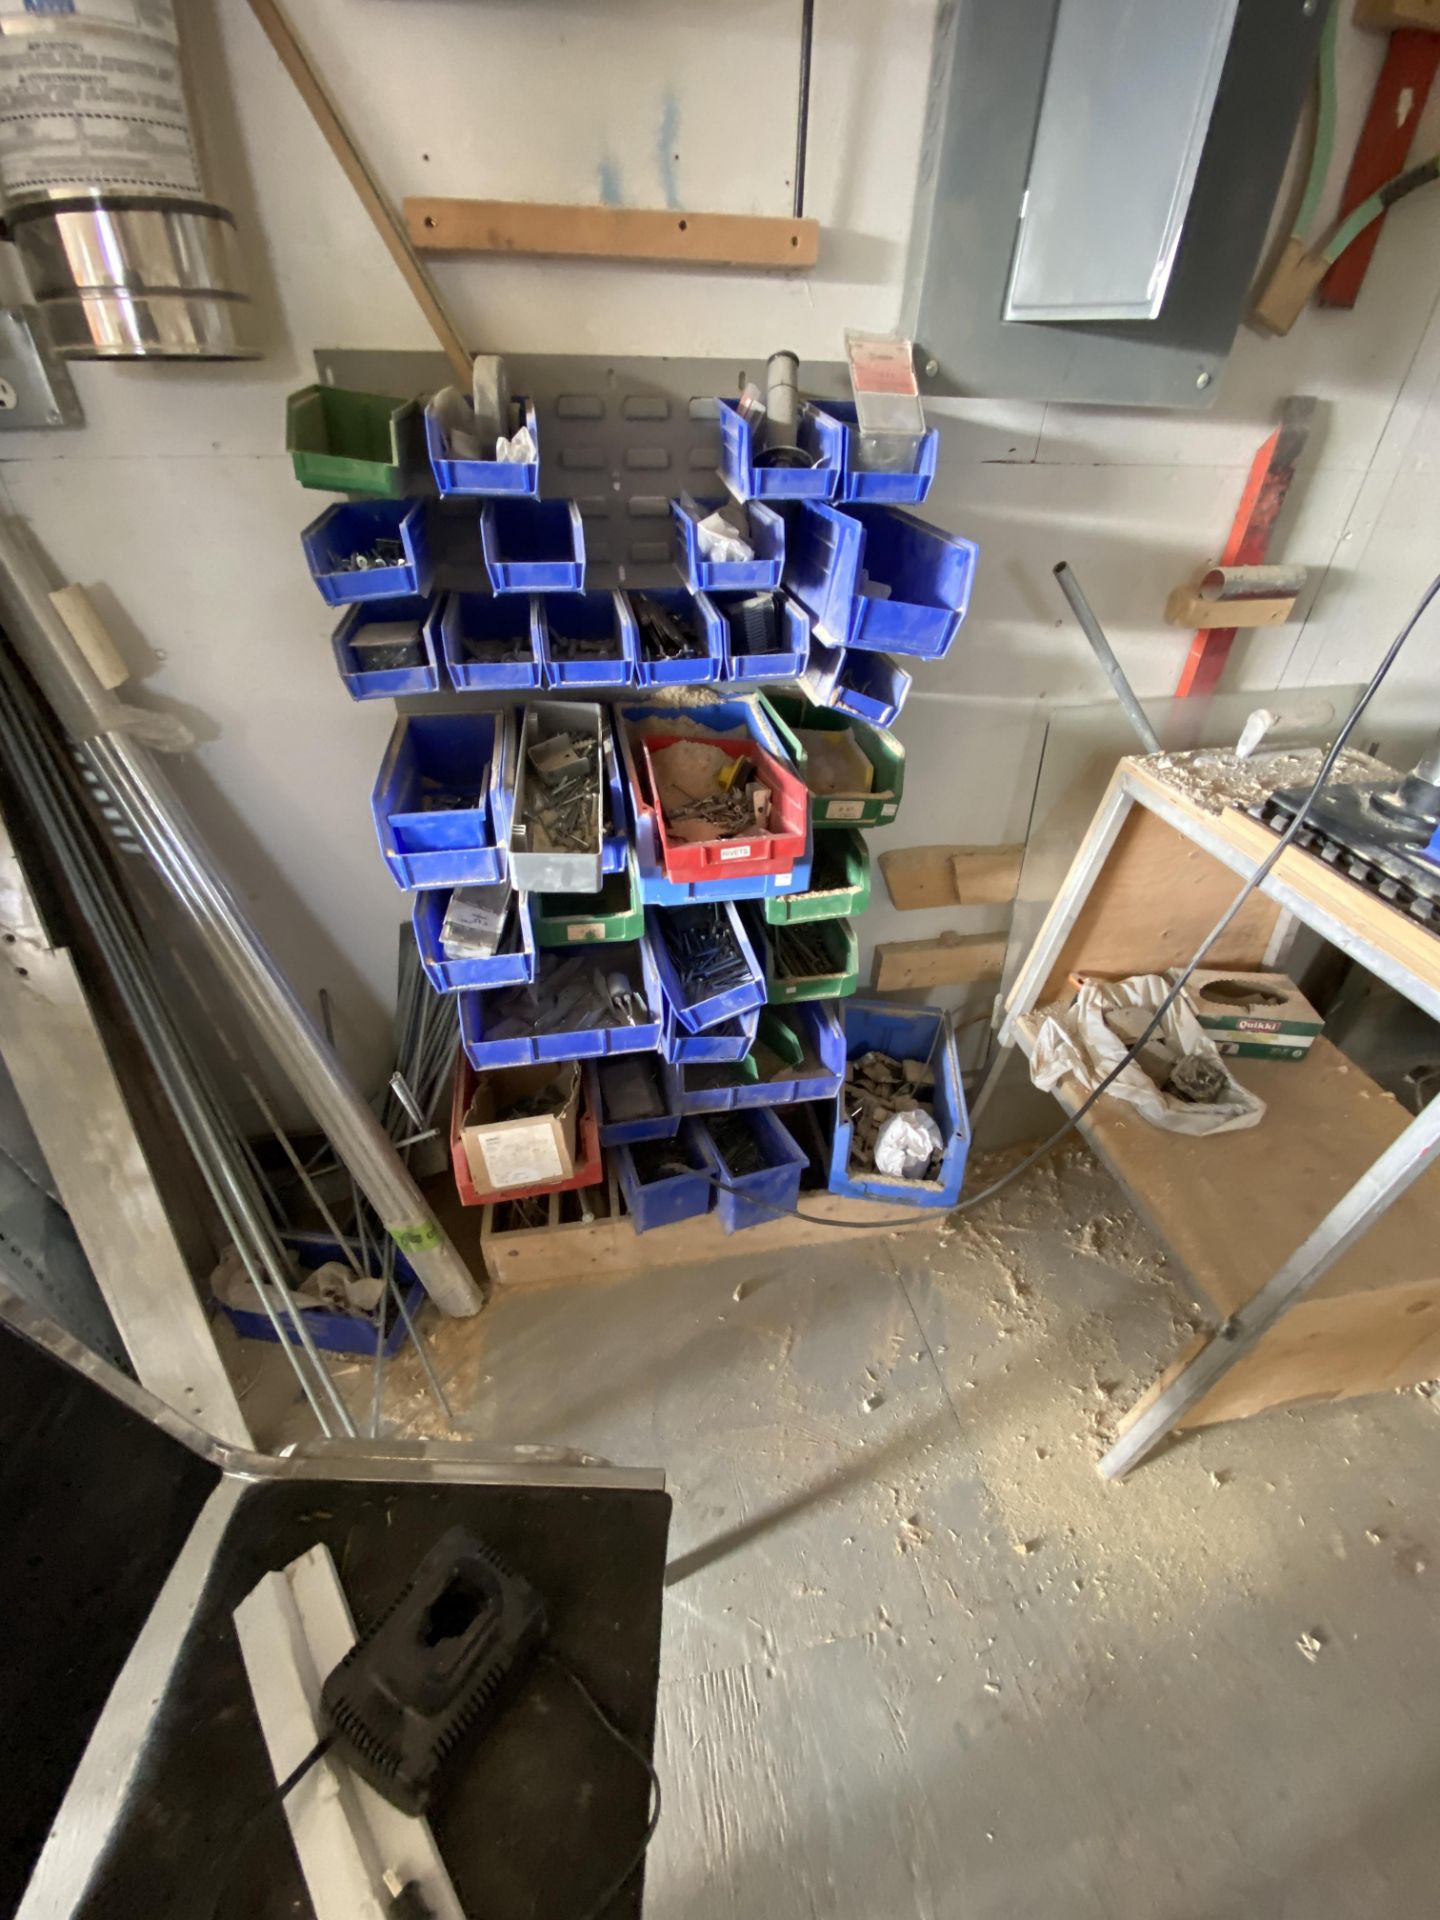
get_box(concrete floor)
[244,1144,1440,1919]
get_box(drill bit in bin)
[648,739,772,845]
[772,924,835,981]
[524,729,600,853]
[707,1114,766,1177]
[660,904,753,1005]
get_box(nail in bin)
[412,885,536,992]
[449,1058,602,1208]
[372,710,515,890]
[763,829,869,923]
[615,1122,713,1233]
[801,640,911,730]
[425,393,540,497]
[784,501,977,659]
[648,900,765,1034]
[458,934,663,1069]
[762,693,904,827]
[534,858,644,948]
[714,590,809,686]
[827,1000,970,1209]
[217,1229,424,1358]
[660,1003,759,1066]
[695,1109,809,1233]
[480,497,586,594]
[508,699,605,894]
[758,913,860,1002]
[716,397,844,502]
[630,586,725,689]
[664,998,845,1114]
[821,399,939,506]
[671,493,785,593]
[638,731,809,883]
[333,594,442,700]
[435,591,543,692]
[537,591,638,690]
[302,499,433,605]
[286,384,417,497]
[596,1053,681,1147]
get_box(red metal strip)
[1320,29,1440,310]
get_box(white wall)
[3,0,1439,1093]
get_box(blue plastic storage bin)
[661,1004,759,1066]
[615,1121,713,1233]
[303,498,433,606]
[714,590,809,686]
[664,999,844,1115]
[784,501,977,658]
[435,591,543,692]
[671,493,785,592]
[695,1109,808,1232]
[630,586,725,689]
[424,394,540,497]
[828,1000,969,1208]
[372,709,516,890]
[217,1230,423,1357]
[458,934,663,1069]
[480,497,585,593]
[716,397,844,502]
[596,1053,680,1146]
[800,639,911,729]
[599,712,629,878]
[537,590,639,689]
[820,399,939,506]
[332,594,442,700]
[412,886,536,994]
[647,902,765,1035]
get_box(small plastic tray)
[761,693,904,828]
[694,1109,808,1233]
[508,699,605,895]
[801,640,911,730]
[537,591,639,690]
[640,732,810,883]
[664,999,845,1114]
[450,1059,603,1208]
[286,384,418,496]
[425,394,540,497]
[647,901,765,1035]
[784,501,977,658]
[372,709,515,890]
[481,497,585,594]
[763,829,870,923]
[630,587,725,689]
[216,1229,422,1357]
[821,398,939,506]
[670,493,785,592]
[827,1000,970,1209]
[714,590,810,686]
[716,397,844,502]
[333,595,442,701]
[458,935,663,1070]
[757,913,859,1002]
[660,1004,759,1066]
[412,886,536,993]
[534,858,643,948]
[302,499,433,605]
[615,1122,713,1233]
[595,1053,681,1146]
[435,591,543,692]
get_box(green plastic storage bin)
[761,692,904,828]
[759,915,860,1002]
[763,829,870,925]
[286,384,418,496]
[533,858,644,948]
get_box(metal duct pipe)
[0,2,252,359]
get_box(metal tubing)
[1053,561,1163,756]
[793,0,815,220]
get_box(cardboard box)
[1176,969,1323,1062]
[459,1061,580,1192]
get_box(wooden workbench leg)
[1099,1094,1440,1478]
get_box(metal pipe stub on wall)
[0,1,253,360]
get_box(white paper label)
[564,921,607,942]
[472,1125,563,1191]
[880,803,897,819]
[825,799,864,821]
[719,844,753,861]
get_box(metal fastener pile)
[352,622,424,672]
[525,729,599,852]
[418,775,479,812]
[844,1050,942,1179]
[462,635,531,666]
[772,923,835,980]
[342,537,404,572]
[629,1141,695,1186]
[661,903,753,1004]
[706,1114,766,1178]
[649,738,773,845]
[633,593,705,661]
[548,630,619,664]
[486,951,646,1041]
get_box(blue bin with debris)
[826,999,969,1209]
[630,586,725,689]
[435,591,544,692]
[425,393,540,497]
[694,1109,809,1232]
[217,1229,423,1358]
[537,591,639,689]
[784,500,976,658]
[332,594,442,700]
[458,934,663,1069]
[800,638,911,730]
[372,710,516,890]
[823,399,939,506]
[671,492,785,592]
[615,1122,713,1233]
[411,886,536,993]
[716,398,844,502]
[303,498,433,605]
[663,999,844,1114]
[481,497,585,593]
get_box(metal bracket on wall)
[0,309,81,431]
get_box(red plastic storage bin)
[449,1057,603,1207]
[637,732,809,882]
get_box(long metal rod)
[1053,561,1163,755]
[793,0,815,220]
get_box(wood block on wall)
[1355,0,1440,30]
[1165,586,1296,629]
[880,844,1024,911]
[407,198,820,269]
[872,931,1009,992]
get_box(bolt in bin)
[661,1004,759,1066]
[302,498,433,605]
[713,589,810,686]
[664,998,845,1115]
[372,709,516,890]
[784,500,977,658]
[450,1057,603,1208]
[508,699,606,894]
[671,492,785,592]
[716,397,844,502]
[536,590,638,690]
[534,856,644,948]
[425,393,540,497]
[458,933,663,1070]
[333,594,442,701]
[435,591,543,693]
[647,900,765,1034]
[757,913,859,1002]
[820,398,939,506]
[828,1000,970,1209]
[763,829,870,923]
[694,1109,809,1232]
[217,1229,424,1357]
[412,885,536,994]
[596,1053,681,1147]
[615,1122,713,1232]
[761,693,904,828]
[286,384,419,497]
[801,640,911,731]
[630,586,725,689]
[480,497,585,594]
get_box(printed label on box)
[565,921,607,942]
[719,844,753,861]
[826,800,864,821]
[473,1127,563,1190]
